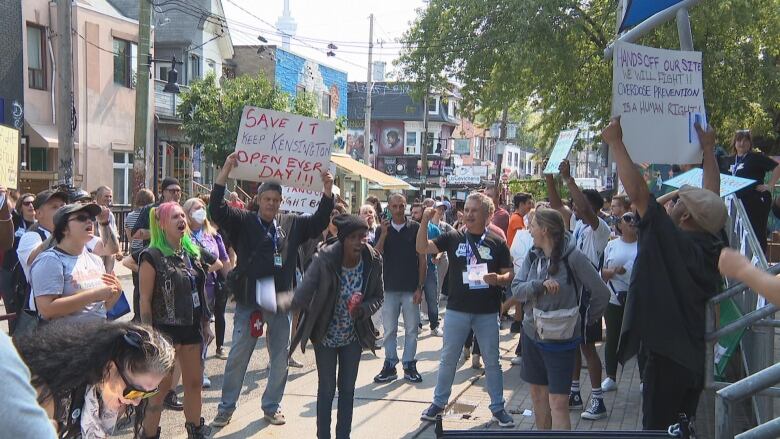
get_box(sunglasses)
[68,214,95,223]
[22,201,34,207]
[621,213,639,225]
[116,364,159,400]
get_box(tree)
[176,72,321,165]
[397,0,780,154]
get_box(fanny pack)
[530,255,581,341]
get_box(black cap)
[69,188,93,203]
[52,203,102,241]
[161,177,181,192]
[33,189,69,210]
[333,214,369,242]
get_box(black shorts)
[579,288,603,344]
[520,332,577,394]
[155,319,202,345]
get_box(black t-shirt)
[434,230,512,314]
[618,198,723,375]
[720,152,778,195]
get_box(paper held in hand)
[256,277,277,312]
[543,129,579,175]
[662,168,757,198]
[230,106,335,192]
[612,41,706,165]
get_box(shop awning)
[330,153,415,190]
[25,121,78,149]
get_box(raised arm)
[209,153,247,234]
[602,117,651,217]
[546,173,564,211]
[560,159,599,229]
[92,207,120,257]
[295,171,335,240]
[719,248,780,307]
[416,208,442,254]
[697,123,719,195]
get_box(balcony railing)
[154,79,188,119]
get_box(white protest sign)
[231,107,335,191]
[281,187,321,215]
[663,168,756,198]
[612,41,705,164]
[448,166,483,185]
[543,129,579,174]
[0,125,20,189]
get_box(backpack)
[11,226,48,337]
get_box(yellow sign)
[0,125,20,189]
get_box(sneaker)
[374,363,398,383]
[211,410,233,428]
[202,373,212,389]
[462,346,471,361]
[569,391,583,410]
[288,357,304,368]
[509,320,523,333]
[263,410,286,425]
[510,355,523,366]
[404,361,423,383]
[420,403,444,422]
[420,312,428,323]
[471,354,482,369]
[492,409,516,428]
[601,377,617,392]
[431,326,444,337]
[215,347,228,360]
[580,397,607,420]
[163,390,184,411]
[185,417,211,438]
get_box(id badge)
[192,290,201,308]
[274,253,283,268]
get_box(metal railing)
[709,196,779,438]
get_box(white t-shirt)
[603,238,638,305]
[573,217,610,268]
[30,247,108,323]
[16,227,52,280]
[510,230,534,274]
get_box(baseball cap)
[52,203,102,240]
[161,177,181,192]
[434,201,447,210]
[33,189,69,210]
[677,185,727,236]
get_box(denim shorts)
[520,331,577,394]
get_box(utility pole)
[494,104,508,198]
[132,0,153,197]
[420,84,430,196]
[56,0,75,189]
[362,13,374,166]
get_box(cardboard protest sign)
[612,41,705,164]
[231,107,335,192]
[281,187,321,215]
[543,129,579,174]
[663,167,756,198]
[0,125,19,189]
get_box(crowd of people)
[0,119,778,438]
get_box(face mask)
[191,209,207,224]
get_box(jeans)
[423,267,439,329]
[382,292,419,366]
[433,310,504,413]
[604,303,624,377]
[314,340,362,439]
[218,302,292,415]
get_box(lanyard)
[465,232,487,265]
[256,217,279,253]
[732,154,746,175]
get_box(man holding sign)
[209,152,334,428]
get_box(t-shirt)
[322,260,363,348]
[603,238,637,305]
[510,229,533,274]
[618,198,723,375]
[427,222,441,268]
[17,227,51,280]
[191,229,229,300]
[125,209,144,254]
[507,212,526,247]
[434,230,512,314]
[722,151,778,195]
[492,207,510,235]
[573,217,610,268]
[31,247,108,323]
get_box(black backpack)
[9,226,47,335]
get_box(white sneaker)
[601,377,617,392]
[431,327,444,337]
[510,355,523,366]
[420,312,428,323]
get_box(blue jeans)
[314,340,362,439]
[217,302,291,415]
[382,291,419,367]
[433,310,505,413]
[423,267,439,329]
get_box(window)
[113,38,137,88]
[30,147,47,171]
[113,152,134,205]
[188,54,201,83]
[321,93,331,118]
[427,96,439,115]
[27,24,46,90]
[159,66,169,80]
[406,131,417,148]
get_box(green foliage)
[397,0,780,154]
[176,72,320,165]
[509,178,570,202]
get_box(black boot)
[185,418,212,439]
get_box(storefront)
[330,153,415,213]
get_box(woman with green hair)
[137,202,216,439]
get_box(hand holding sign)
[321,170,334,198]
[695,122,715,152]
[601,117,624,147]
[559,159,572,180]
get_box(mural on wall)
[346,129,377,165]
[378,122,404,156]
[274,48,348,118]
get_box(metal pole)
[494,105,508,190]
[735,416,780,439]
[676,8,694,51]
[421,84,430,197]
[363,13,373,166]
[715,395,732,439]
[56,0,74,188]
[132,0,153,198]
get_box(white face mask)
[191,209,207,224]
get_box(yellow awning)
[330,153,414,190]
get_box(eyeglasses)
[164,188,182,194]
[68,214,96,223]
[621,213,639,225]
[22,201,34,207]
[116,363,159,400]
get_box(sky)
[221,0,428,81]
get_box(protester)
[0,330,56,437]
[549,159,611,419]
[601,211,638,393]
[373,194,426,382]
[227,192,245,210]
[125,189,156,321]
[609,195,631,236]
[485,185,509,236]
[432,201,453,301]
[93,186,119,272]
[289,214,384,439]
[417,193,516,428]
[138,202,217,438]
[507,193,534,247]
[31,203,123,323]
[419,199,444,335]
[132,177,183,246]
[15,321,174,438]
[359,204,379,243]
[508,208,609,430]
[719,129,780,252]
[0,192,35,332]
[719,248,780,306]
[183,198,231,382]
[209,152,334,428]
[508,208,537,366]
[16,190,68,281]
[365,195,383,224]
[604,117,725,430]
